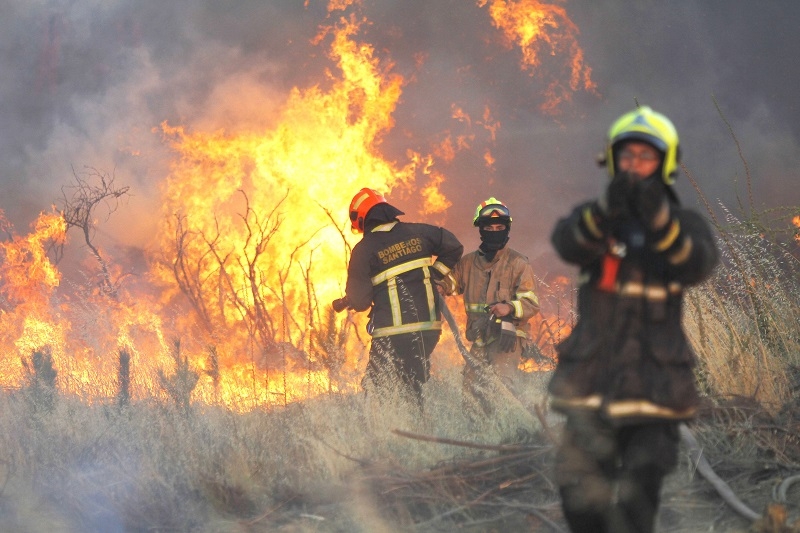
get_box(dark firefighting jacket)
[548,199,718,424]
[452,246,540,355]
[346,221,463,338]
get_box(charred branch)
[170,213,217,333]
[60,166,130,300]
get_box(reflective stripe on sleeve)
[653,219,681,252]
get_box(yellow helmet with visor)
[605,106,680,185]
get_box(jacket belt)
[579,275,682,301]
[617,281,682,300]
[371,321,442,338]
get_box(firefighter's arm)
[430,226,463,295]
[344,246,374,311]
[551,202,607,266]
[433,257,462,296]
[656,209,719,286]
[509,261,540,321]
[431,226,464,272]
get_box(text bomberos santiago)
[378,238,423,264]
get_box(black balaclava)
[478,223,510,261]
[364,203,404,232]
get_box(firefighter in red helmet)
[549,107,719,533]
[333,188,463,406]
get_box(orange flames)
[0,210,66,385]
[0,3,594,410]
[150,15,420,405]
[482,0,597,115]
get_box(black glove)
[600,172,635,220]
[332,296,351,313]
[588,172,635,236]
[466,314,489,342]
[496,318,517,353]
[632,175,669,229]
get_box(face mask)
[479,227,510,259]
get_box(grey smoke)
[1,0,798,274]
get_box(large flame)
[482,0,597,114]
[0,4,595,410]
[149,15,420,404]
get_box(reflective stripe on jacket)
[346,221,464,337]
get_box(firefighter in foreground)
[440,198,540,414]
[549,107,718,533]
[332,188,463,406]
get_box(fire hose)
[437,293,537,426]
[436,293,476,367]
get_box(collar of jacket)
[371,221,398,232]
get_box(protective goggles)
[477,204,510,220]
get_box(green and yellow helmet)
[604,106,680,184]
[473,197,511,227]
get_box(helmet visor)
[477,204,510,220]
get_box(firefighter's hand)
[332,296,351,313]
[497,320,517,352]
[598,172,634,221]
[466,314,489,342]
[487,301,513,318]
[434,272,458,296]
[633,175,670,230]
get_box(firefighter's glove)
[332,296,351,313]
[633,175,670,230]
[434,272,458,296]
[598,172,635,222]
[496,318,517,353]
[466,314,489,342]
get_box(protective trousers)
[555,410,679,533]
[462,342,521,416]
[363,329,439,406]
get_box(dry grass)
[684,217,800,410]
[2,209,799,532]
[0,365,558,532]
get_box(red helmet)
[349,188,387,233]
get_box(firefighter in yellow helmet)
[439,197,540,415]
[549,107,719,533]
[333,188,463,406]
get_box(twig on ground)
[392,428,537,453]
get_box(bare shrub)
[157,339,199,414]
[22,347,58,414]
